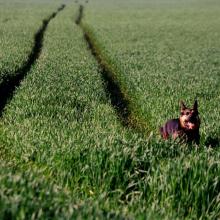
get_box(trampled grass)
[0,0,220,219]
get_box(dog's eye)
[186,112,190,115]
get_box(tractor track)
[75,5,132,128]
[0,4,65,117]
[75,5,148,132]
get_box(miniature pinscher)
[160,100,200,144]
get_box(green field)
[0,0,220,219]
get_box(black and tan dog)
[160,100,200,144]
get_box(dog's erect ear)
[180,101,187,110]
[193,100,198,111]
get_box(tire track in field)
[75,5,149,132]
[0,4,65,117]
[75,5,131,128]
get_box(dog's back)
[160,119,180,139]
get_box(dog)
[160,100,200,144]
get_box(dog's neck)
[178,118,200,133]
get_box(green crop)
[0,0,219,219]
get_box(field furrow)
[76,5,136,131]
[0,4,65,116]
[77,5,149,133]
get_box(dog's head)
[179,100,200,130]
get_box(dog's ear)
[180,101,187,110]
[193,100,198,111]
